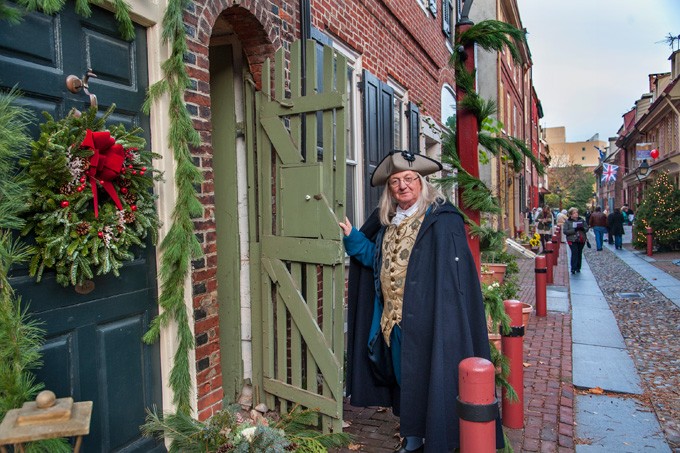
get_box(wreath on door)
[21,106,161,287]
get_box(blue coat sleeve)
[343,227,375,268]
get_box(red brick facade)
[183,0,456,419]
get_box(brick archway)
[190,1,281,90]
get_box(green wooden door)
[248,40,347,432]
[0,2,164,452]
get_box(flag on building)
[595,146,606,161]
[601,163,618,183]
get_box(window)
[389,79,407,150]
[443,0,454,41]
[428,0,437,16]
[441,84,456,127]
[319,30,361,225]
[506,93,511,135]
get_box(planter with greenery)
[142,404,351,453]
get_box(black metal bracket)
[535,268,547,274]
[456,396,499,422]
[502,326,525,337]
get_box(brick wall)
[182,0,456,420]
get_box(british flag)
[601,163,618,183]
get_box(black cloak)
[345,202,503,452]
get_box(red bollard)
[646,227,653,257]
[552,233,560,263]
[502,300,524,429]
[458,357,497,453]
[545,241,554,285]
[535,255,547,317]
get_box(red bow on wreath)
[80,129,126,218]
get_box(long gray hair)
[378,173,446,225]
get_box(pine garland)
[140,0,203,416]
[20,106,161,286]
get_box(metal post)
[646,227,653,257]
[535,255,547,317]
[551,232,560,263]
[501,300,524,429]
[458,357,497,453]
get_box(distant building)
[545,126,607,168]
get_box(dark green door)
[0,2,164,452]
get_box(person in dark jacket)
[608,208,625,249]
[340,151,503,453]
[564,207,589,274]
[588,206,608,251]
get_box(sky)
[517,0,680,143]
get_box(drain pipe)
[299,0,311,159]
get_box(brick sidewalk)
[337,243,575,452]
[505,243,574,452]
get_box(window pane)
[393,97,403,149]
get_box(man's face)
[388,170,421,209]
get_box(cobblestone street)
[584,245,680,451]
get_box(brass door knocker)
[65,69,98,116]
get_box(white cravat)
[391,202,420,226]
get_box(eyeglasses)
[388,175,418,188]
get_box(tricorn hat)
[370,150,443,187]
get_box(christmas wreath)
[21,106,161,287]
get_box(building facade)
[471,0,542,236]
[619,51,680,212]
[0,0,490,449]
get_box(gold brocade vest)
[379,213,424,345]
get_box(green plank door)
[252,40,347,433]
[0,2,164,452]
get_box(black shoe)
[395,440,424,453]
[571,270,575,274]
[576,270,580,273]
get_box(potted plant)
[529,232,541,252]
[480,264,496,285]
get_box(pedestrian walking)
[588,206,608,251]
[564,207,588,274]
[535,205,554,252]
[556,209,568,243]
[608,207,625,249]
[340,150,503,453]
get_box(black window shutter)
[407,101,420,154]
[442,0,451,37]
[362,70,394,218]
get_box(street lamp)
[636,159,650,179]
[554,185,563,210]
